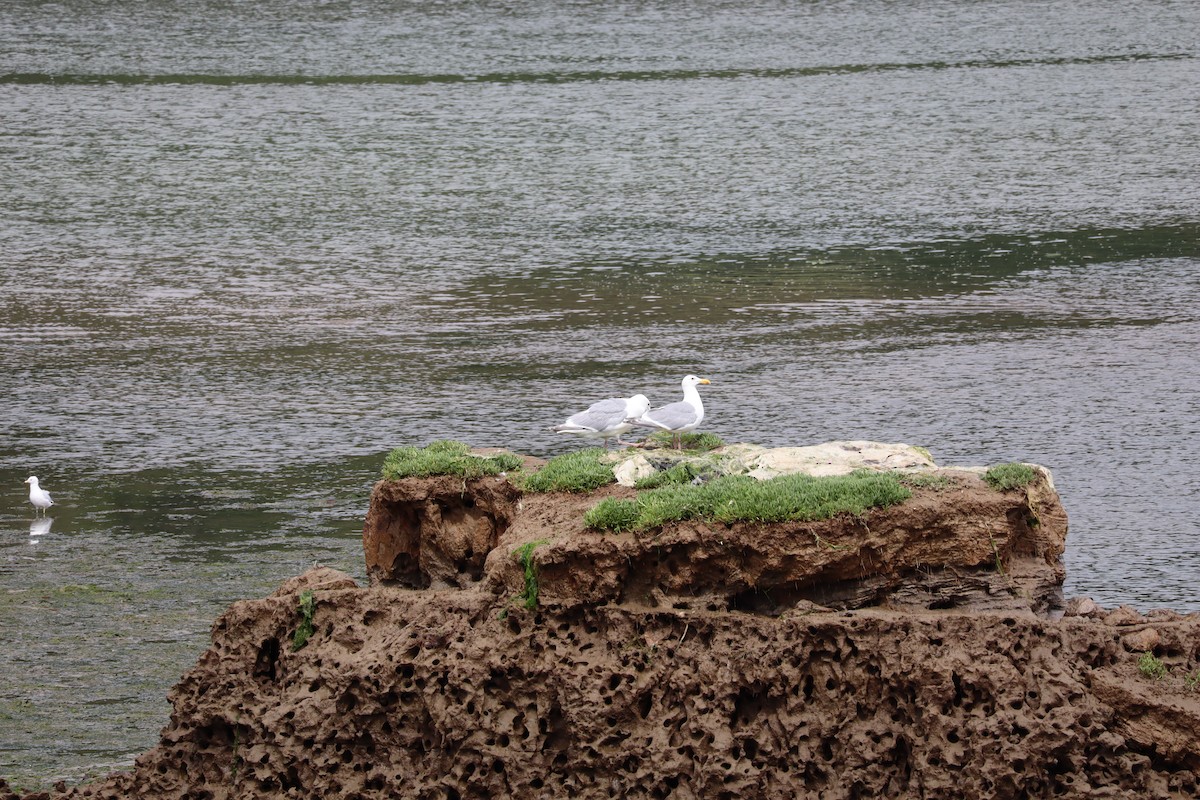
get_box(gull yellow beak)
[699,378,711,385]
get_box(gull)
[627,374,711,450]
[25,476,54,516]
[552,394,652,449]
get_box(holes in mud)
[336,688,358,714]
[253,637,280,682]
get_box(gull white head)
[627,394,651,418]
[681,374,711,390]
[25,476,38,486]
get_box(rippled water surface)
[2,0,1199,788]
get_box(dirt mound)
[12,456,1200,799]
[27,567,1200,800]
[366,468,1067,616]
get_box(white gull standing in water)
[552,394,651,449]
[25,476,54,516]
[627,374,711,449]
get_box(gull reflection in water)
[29,516,52,544]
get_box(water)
[2,0,1199,788]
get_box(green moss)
[1138,651,1166,681]
[517,448,615,493]
[983,463,1038,491]
[585,497,643,531]
[512,540,550,609]
[634,461,702,489]
[645,431,725,451]
[898,472,956,491]
[586,470,912,532]
[382,440,522,480]
[291,590,316,651]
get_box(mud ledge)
[364,462,1067,618]
[7,445,1200,799]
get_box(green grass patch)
[634,461,703,490]
[382,440,522,480]
[645,431,725,451]
[899,472,956,491]
[586,470,912,532]
[983,463,1038,491]
[512,540,550,609]
[1137,651,1166,681]
[517,448,615,493]
[291,590,316,651]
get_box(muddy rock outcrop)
[365,445,1067,617]
[20,445,1200,799]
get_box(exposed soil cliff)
[364,464,1067,617]
[8,448,1200,800]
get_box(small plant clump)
[634,461,703,490]
[983,463,1038,491]
[382,440,522,480]
[292,590,316,651]
[1137,651,1167,681]
[517,448,615,493]
[586,470,912,532]
[1186,670,1200,690]
[645,431,724,452]
[512,540,550,609]
[898,472,956,491]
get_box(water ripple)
[2,52,1191,86]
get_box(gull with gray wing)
[626,374,711,449]
[552,394,651,449]
[25,476,54,516]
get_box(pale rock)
[1105,606,1147,627]
[745,440,937,480]
[613,454,657,487]
[1064,596,1100,617]
[1121,628,1161,652]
